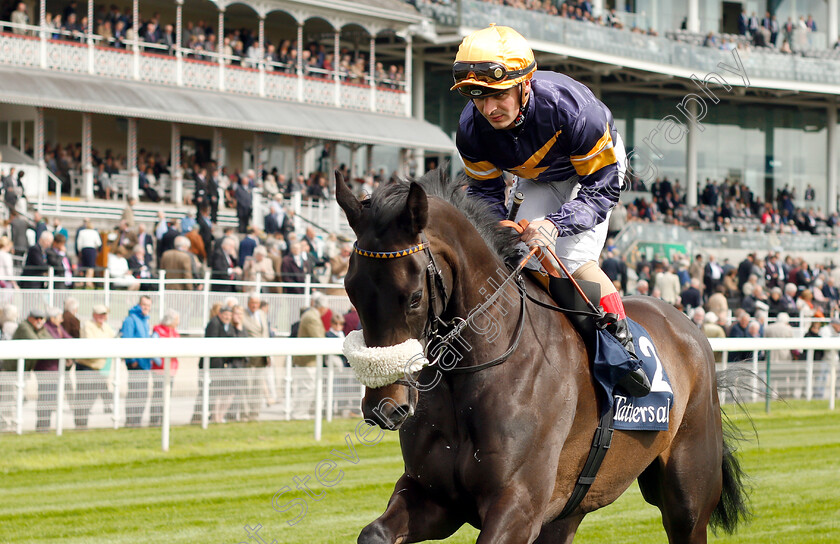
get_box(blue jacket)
[121,304,151,369]
[457,71,622,237]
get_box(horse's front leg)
[474,485,549,544]
[358,474,462,544]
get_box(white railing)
[0,337,346,449]
[0,22,408,117]
[0,271,348,335]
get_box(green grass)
[1,401,838,543]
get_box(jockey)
[452,24,650,397]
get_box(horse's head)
[336,171,452,430]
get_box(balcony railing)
[430,0,840,87]
[0,22,408,117]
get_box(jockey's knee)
[571,260,618,296]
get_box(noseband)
[353,232,527,381]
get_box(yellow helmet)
[451,24,537,98]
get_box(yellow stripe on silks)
[509,129,563,180]
[462,158,503,180]
[570,125,617,177]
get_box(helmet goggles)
[453,60,537,97]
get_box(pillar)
[82,113,94,200]
[333,31,341,107]
[369,37,376,111]
[592,0,604,18]
[404,34,412,117]
[258,15,266,96]
[828,103,838,214]
[132,0,139,79]
[687,0,700,33]
[39,0,46,68]
[86,0,94,74]
[175,0,183,86]
[171,123,182,205]
[253,133,263,181]
[366,144,374,176]
[218,7,225,90]
[212,127,223,165]
[127,118,139,201]
[294,137,304,177]
[34,107,46,204]
[686,100,698,207]
[829,0,838,48]
[328,141,337,179]
[296,22,304,102]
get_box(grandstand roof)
[350,0,420,17]
[0,66,453,153]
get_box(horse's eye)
[409,290,423,309]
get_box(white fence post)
[16,358,25,435]
[806,349,814,401]
[201,358,210,429]
[314,355,323,441]
[104,270,111,309]
[304,275,312,308]
[158,270,166,323]
[830,360,837,411]
[719,351,728,404]
[202,271,211,321]
[56,359,66,436]
[326,362,334,423]
[112,357,121,429]
[47,267,54,307]
[284,355,292,421]
[162,357,171,452]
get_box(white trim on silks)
[343,330,429,389]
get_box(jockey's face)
[472,81,528,130]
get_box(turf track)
[1,400,838,543]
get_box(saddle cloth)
[593,318,674,432]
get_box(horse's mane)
[368,167,521,263]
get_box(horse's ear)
[401,182,428,236]
[335,170,361,231]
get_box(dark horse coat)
[337,169,749,544]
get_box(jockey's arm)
[465,174,508,219]
[545,104,622,238]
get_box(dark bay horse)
[336,168,748,544]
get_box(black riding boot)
[603,318,651,398]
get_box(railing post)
[314,355,323,441]
[162,357,171,451]
[201,357,210,429]
[284,355,292,421]
[255,271,262,295]
[202,270,211,324]
[158,270,166,322]
[56,358,66,436]
[112,357,121,429]
[806,349,814,401]
[104,269,111,309]
[55,177,61,213]
[830,359,837,411]
[47,266,54,307]
[304,274,312,308]
[326,360,334,423]
[16,358,25,435]
[719,351,728,404]
[292,191,302,233]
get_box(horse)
[335,168,749,544]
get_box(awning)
[0,65,454,153]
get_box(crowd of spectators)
[620,175,839,236]
[0,1,406,89]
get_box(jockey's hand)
[520,219,558,249]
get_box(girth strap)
[556,405,615,520]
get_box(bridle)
[352,232,527,382]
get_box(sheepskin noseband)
[343,330,429,388]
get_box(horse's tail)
[710,368,755,534]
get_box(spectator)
[802,319,824,361]
[763,312,796,363]
[264,202,293,237]
[35,307,73,430]
[0,303,19,340]
[128,244,154,287]
[136,223,155,265]
[281,241,306,294]
[343,305,360,336]
[121,197,136,228]
[75,304,115,429]
[62,297,81,338]
[76,219,102,289]
[706,285,729,319]
[292,296,325,418]
[9,211,30,256]
[10,2,29,34]
[242,246,275,291]
[238,226,259,264]
[680,277,703,311]
[184,223,207,263]
[0,236,17,300]
[197,205,214,255]
[210,236,241,292]
[690,307,705,328]
[107,246,140,290]
[160,235,201,291]
[121,295,152,427]
[635,279,650,296]
[46,233,74,289]
[241,295,269,420]
[703,254,724,294]
[727,310,753,361]
[149,309,180,426]
[234,178,253,234]
[325,313,347,367]
[20,230,53,289]
[8,308,50,367]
